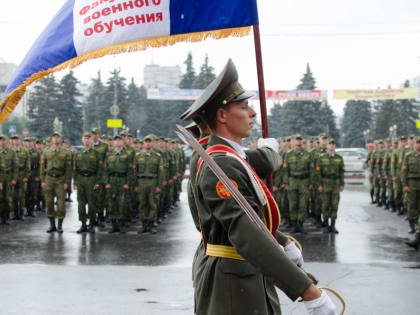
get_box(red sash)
[198,136,210,145]
[196,144,280,236]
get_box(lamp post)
[363,129,370,146]
[136,129,140,139]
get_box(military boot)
[1,212,9,225]
[408,220,416,234]
[331,219,339,234]
[370,191,375,204]
[118,220,126,234]
[88,221,95,233]
[46,218,57,233]
[149,221,157,234]
[384,200,390,210]
[397,206,404,216]
[77,222,88,234]
[390,201,396,213]
[138,221,149,234]
[291,220,300,233]
[299,221,307,234]
[323,218,330,233]
[405,233,420,251]
[108,219,120,234]
[57,219,64,234]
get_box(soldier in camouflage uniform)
[62,140,73,202]
[402,136,420,235]
[11,134,30,220]
[365,142,375,203]
[91,128,108,226]
[120,131,136,225]
[310,133,328,228]
[371,140,384,206]
[41,132,72,233]
[74,132,103,233]
[405,136,420,250]
[315,139,344,233]
[284,134,314,233]
[24,137,41,216]
[392,136,409,215]
[103,135,133,234]
[383,138,398,212]
[35,139,46,211]
[134,135,164,234]
[0,135,17,225]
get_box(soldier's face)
[319,138,327,147]
[24,141,31,149]
[220,100,256,139]
[52,135,61,145]
[12,138,20,146]
[400,140,406,148]
[114,138,123,149]
[328,142,336,151]
[295,139,302,148]
[158,140,166,149]
[0,139,7,149]
[144,140,152,150]
[82,136,91,147]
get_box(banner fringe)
[0,26,251,123]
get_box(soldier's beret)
[91,128,100,135]
[0,134,8,140]
[409,134,415,139]
[143,135,153,141]
[180,59,253,122]
[400,136,407,140]
[23,137,31,142]
[83,132,91,137]
[377,139,384,144]
[319,133,328,139]
[294,134,303,140]
[328,138,336,144]
[120,131,127,136]
[385,138,391,142]
[11,134,20,139]
[127,134,133,138]
[113,135,122,140]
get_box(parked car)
[335,148,367,184]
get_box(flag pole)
[253,24,273,191]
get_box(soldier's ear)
[216,108,228,125]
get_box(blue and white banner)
[1,0,258,122]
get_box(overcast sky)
[1,0,420,117]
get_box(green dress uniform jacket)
[0,148,17,214]
[194,136,312,315]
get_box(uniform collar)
[218,136,247,159]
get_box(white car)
[335,148,367,184]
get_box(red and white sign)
[73,0,170,55]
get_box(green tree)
[99,69,130,134]
[268,102,286,137]
[372,98,400,140]
[27,75,59,138]
[179,52,196,89]
[85,71,106,131]
[1,115,27,136]
[192,54,216,89]
[57,70,82,144]
[341,100,373,147]
[395,80,418,136]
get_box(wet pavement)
[0,181,419,315]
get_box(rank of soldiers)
[0,130,186,236]
[365,135,420,250]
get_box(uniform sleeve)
[65,151,72,185]
[40,152,46,183]
[158,154,164,187]
[402,155,409,187]
[12,151,17,181]
[24,152,31,179]
[103,155,110,184]
[73,155,79,185]
[283,153,289,185]
[246,147,281,179]
[314,157,322,187]
[198,156,313,301]
[95,151,103,185]
[339,156,345,187]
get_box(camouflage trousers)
[288,178,310,222]
[106,177,127,220]
[0,176,14,214]
[76,176,96,223]
[393,177,403,207]
[406,186,420,221]
[44,175,67,219]
[138,179,159,221]
[13,178,27,217]
[321,189,340,220]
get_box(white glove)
[304,290,338,315]
[257,137,279,153]
[284,242,304,267]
